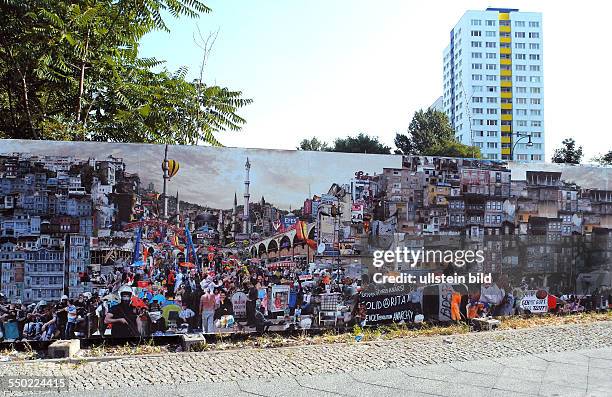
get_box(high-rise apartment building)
[442,8,544,162]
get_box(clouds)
[3,139,609,212]
[1,140,401,210]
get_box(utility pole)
[162,144,169,221]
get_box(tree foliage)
[0,0,251,145]
[551,138,583,164]
[329,133,391,154]
[296,133,391,154]
[297,137,329,151]
[394,108,480,158]
[592,150,612,166]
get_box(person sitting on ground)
[254,305,272,334]
[178,302,195,332]
[214,291,235,329]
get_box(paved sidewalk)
[54,347,612,396]
[1,321,611,396]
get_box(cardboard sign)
[520,290,548,313]
[231,292,248,318]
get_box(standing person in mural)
[104,286,138,338]
[199,288,216,333]
[246,281,258,326]
[95,297,109,337]
[54,295,69,339]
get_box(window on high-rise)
[530,87,541,93]
[473,108,483,114]
[516,120,527,126]
[515,43,526,49]
[487,108,497,114]
[486,64,496,70]
[530,65,540,71]
[472,52,482,58]
[472,63,482,69]
[486,20,496,26]
[514,21,525,27]
[515,64,526,71]
[532,132,542,138]
[487,131,498,137]
[532,155,542,161]
[486,53,497,59]
[499,20,510,26]
[529,32,540,38]
[529,43,540,50]
[531,98,541,105]
[516,109,527,116]
[530,109,541,116]
[471,30,482,36]
[487,120,498,126]
[485,31,496,37]
[487,142,498,148]
[529,54,540,60]
[516,76,527,82]
[516,86,527,93]
[516,98,527,104]
[529,21,540,28]
[486,86,497,92]
[471,19,482,26]
[515,32,525,38]
[531,121,542,127]
[471,41,482,47]
[472,97,483,103]
[472,74,482,80]
[485,42,496,48]
[530,76,541,83]
[515,53,526,60]
[486,75,497,81]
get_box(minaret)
[175,191,180,227]
[232,192,238,238]
[217,210,225,245]
[243,157,251,234]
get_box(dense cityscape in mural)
[1,142,610,304]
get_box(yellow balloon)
[167,159,180,178]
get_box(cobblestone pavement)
[1,321,611,396]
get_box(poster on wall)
[351,203,364,223]
[269,284,291,313]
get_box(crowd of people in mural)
[1,244,611,342]
[0,248,364,341]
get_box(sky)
[2,140,610,210]
[138,0,612,162]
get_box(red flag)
[306,239,317,250]
[295,220,308,241]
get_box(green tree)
[297,137,329,151]
[426,139,481,158]
[329,133,391,154]
[0,0,251,145]
[592,150,612,166]
[395,108,479,158]
[551,138,583,164]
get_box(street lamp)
[510,132,533,161]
